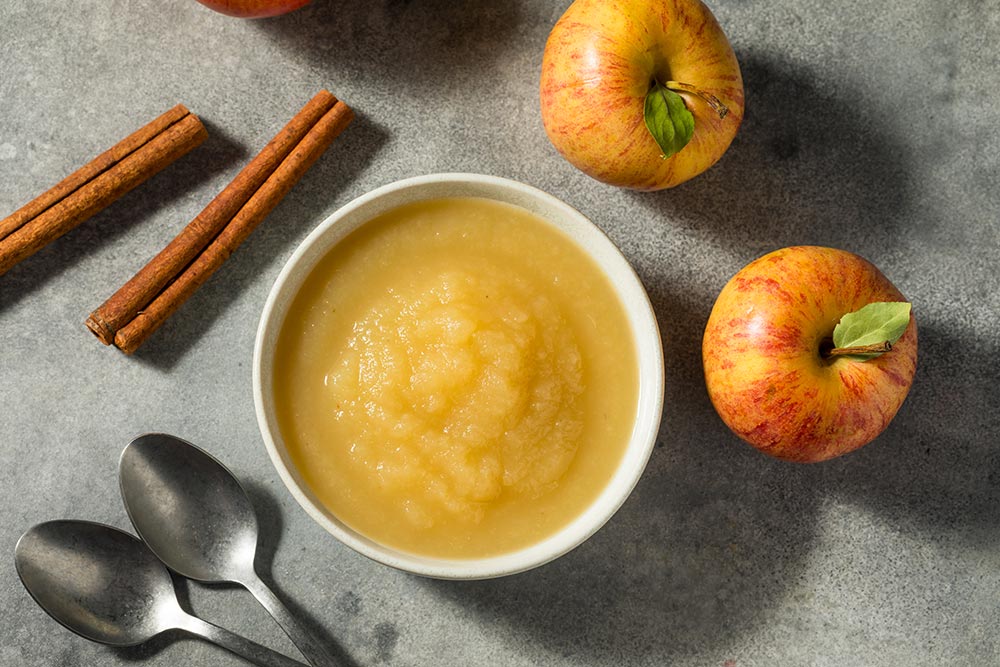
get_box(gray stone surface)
[1,0,998,665]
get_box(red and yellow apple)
[702,246,918,463]
[539,0,744,190]
[194,0,310,18]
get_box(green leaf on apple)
[832,302,912,359]
[644,82,694,159]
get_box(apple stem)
[826,341,893,357]
[664,81,729,119]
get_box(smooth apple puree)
[273,197,638,558]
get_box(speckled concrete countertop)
[1,1,997,665]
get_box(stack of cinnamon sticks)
[87,90,353,354]
[0,89,353,355]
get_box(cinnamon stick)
[0,105,207,276]
[88,91,354,355]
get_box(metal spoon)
[118,433,336,667]
[14,520,307,667]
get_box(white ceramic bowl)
[253,173,664,579]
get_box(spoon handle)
[244,572,339,667]
[178,613,310,667]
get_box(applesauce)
[273,197,637,558]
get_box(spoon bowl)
[119,433,258,582]
[15,520,176,646]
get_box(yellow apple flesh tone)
[540,0,745,190]
[703,247,918,463]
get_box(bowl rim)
[253,172,664,579]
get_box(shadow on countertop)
[424,54,999,662]
[253,1,523,94]
[827,322,1000,546]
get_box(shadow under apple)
[820,321,1000,547]
[632,50,998,548]
[630,52,913,261]
[253,0,523,96]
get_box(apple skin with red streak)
[702,246,918,463]
[195,0,310,18]
[539,0,744,190]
